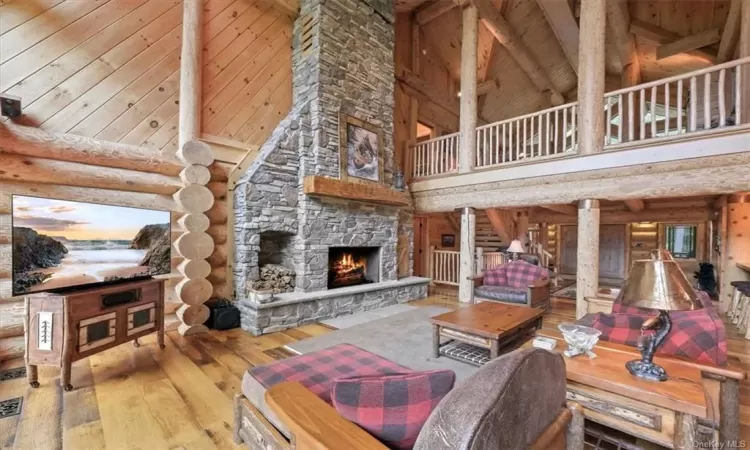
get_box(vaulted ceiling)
[400,0,734,124]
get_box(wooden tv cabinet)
[24,278,166,391]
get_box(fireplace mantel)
[303,176,411,207]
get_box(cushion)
[483,266,508,286]
[331,370,456,450]
[504,260,549,289]
[249,343,412,404]
[583,290,727,366]
[475,285,527,304]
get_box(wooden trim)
[178,0,203,149]
[127,322,156,336]
[79,312,117,328]
[302,176,411,207]
[127,302,156,315]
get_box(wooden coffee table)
[430,302,544,366]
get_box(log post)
[577,0,606,156]
[458,5,478,173]
[428,245,436,285]
[576,199,600,319]
[459,207,476,303]
[476,246,484,273]
[175,0,214,336]
[516,211,529,246]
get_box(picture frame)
[441,234,455,248]
[339,113,384,184]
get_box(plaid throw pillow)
[483,266,508,286]
[331,370,456,449]
[504,260,548,289]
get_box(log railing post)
[428,245,436,285]
[476,247,484,273]
[740,0,750,122]
[458,4,478,174]
[459,207,476,303]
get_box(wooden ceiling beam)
[606,0,639,80]
[472,0,565,106]
[629,19,718,63]
[535,0,579,75]
[623,199,645,213]
[485,208,513,244]
[415,1,456,26]
[397,68,460,118]
[717,0,742,63]
[540,204,577,216]
[531,207,713,225]
[477,78,499,96]
[657,28,721,61]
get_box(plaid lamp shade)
[249,344,412,404]
[331,370,456,449]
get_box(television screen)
[11,196,171,296]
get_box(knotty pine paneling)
[0,0,293,151]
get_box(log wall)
[0,0,294,350]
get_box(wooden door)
[559,225,626,279]
[599,225,627,279]
[413,217,427,277]
[560,225,578,275]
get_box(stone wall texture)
[232,0,423,332]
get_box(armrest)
[265,382,388,450]
[468,275,484,287]
[528,279,550,308]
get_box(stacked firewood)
[251,264,295,293]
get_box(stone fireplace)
[232,0,428,335]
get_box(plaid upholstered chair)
[234,347,584,450]
[470,259,551,310]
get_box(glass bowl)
[558,324,602,358]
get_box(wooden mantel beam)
[535,0,579,75]
[471,0,565,106]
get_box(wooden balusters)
[719,69,726,127]
[704,72,711,129]
[664,83,670,136]
[690,76,698,131]
[736,65,742,125]
[677,79,683,133]
[628,91,635,141]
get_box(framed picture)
[441,234,455,248]
[339,114,384,184]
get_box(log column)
[175,0,214,336]
[459,207,476,303]
[576,199,600,319]
[574,0,606,318]
[458,4,478,174]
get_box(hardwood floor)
[0,293,748,449]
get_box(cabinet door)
[78,312,117,353]
[127,302,156,336]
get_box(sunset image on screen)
[11,196,171,295]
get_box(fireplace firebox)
[328,247,380,289]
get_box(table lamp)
[506,240,525,260]
[615,249,701,381]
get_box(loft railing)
[409,132,459,179]
[408,57,750,182]
[603,56,749,149]
[430,247,460,285]
[475,102,578,168]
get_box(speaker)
[205,301,240,330]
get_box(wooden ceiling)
[404,0,733,124]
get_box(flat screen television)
[11,195,171,296]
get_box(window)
[664,225,697,259]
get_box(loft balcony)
[407,58,750,213]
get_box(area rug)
[552,283,622,299]
[320,303,417,329]
[286,306,479,381]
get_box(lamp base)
[625,359,668,382]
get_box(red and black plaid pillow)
[331,370,456,449]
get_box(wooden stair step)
[0,335,24,362]
[0,300,24,339]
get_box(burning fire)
[333,253,366,276]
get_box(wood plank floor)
[0,293,748,449]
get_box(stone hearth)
[233,0,428,335]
